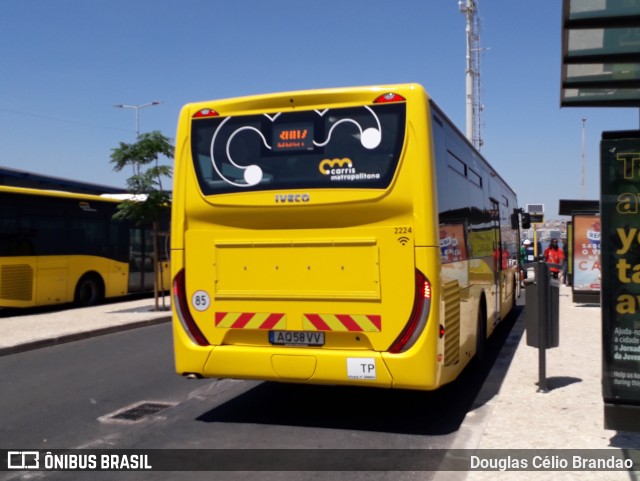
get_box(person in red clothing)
[543,238,565,279]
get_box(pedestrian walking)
[543,238,565,279]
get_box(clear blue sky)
[1,0,638,219]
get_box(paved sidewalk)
[0,296,171,356]
[452,285,640,480]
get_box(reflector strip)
[215,312,286,329]
[303,314,381,332]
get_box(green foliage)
[110,131,174,224]
[111,131,174,174]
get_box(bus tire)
[74,273,104,307]
[475,297,487,364]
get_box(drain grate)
[100,401,175,423]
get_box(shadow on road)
[196,306,525,436]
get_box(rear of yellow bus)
[171,84,445,390]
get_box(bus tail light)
[373,93,406,103]
[389,270,432,354]
[172,269,209,346]
[193,108,219,118]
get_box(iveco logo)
[275,193,311,203]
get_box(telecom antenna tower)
[459,0,483,151]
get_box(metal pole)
[135,108,140,138]
[465,5,473,144]
[581,117,586,199]
[536,260,549,393]
[113,101,163,139]
[113,101,163,176]
[460,0,476,146]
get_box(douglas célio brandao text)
[470,454,633,471]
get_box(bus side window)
[7,238,35,256]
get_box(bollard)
[524,260,560,393]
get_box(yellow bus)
[0,185,170,308]
[171,84,520,390]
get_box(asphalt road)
[0,307,521,481]
[0,323,196,450]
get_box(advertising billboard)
[572,214,601,302]
[601,130,640,431]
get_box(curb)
[0,316,171,357]
[432,307,526,481]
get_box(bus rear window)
[190,103,406,195]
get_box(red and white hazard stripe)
[215,312,286,329]
[303,314,382,332]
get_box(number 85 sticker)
[191,290,211,311]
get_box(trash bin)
[525,263,560,349]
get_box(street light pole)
[113,101,163,138]
[581,116,586,199]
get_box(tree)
[110,131,174,310]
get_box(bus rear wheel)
[74,274,104,307]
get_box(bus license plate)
[269,330,325,346]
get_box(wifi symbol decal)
[397,236,410,246]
